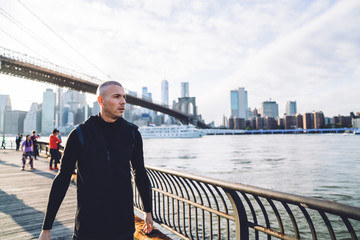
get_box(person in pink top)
[21,135,34,170]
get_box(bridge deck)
[0,149,171,240]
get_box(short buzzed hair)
[96,81,122,96]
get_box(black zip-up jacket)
[42,115,152,239]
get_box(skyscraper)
[261,100,279,118]
[4,110,26,134]
[24,103,41,134]
[161,80,169,107]
[0,95,12,133]
[41,89,56,134]
[56,88,64,128]
[230,88,248,120]
[142,87,148,100]
[64,90,86,113]
[285,101,297,116]
[181,82,189,97]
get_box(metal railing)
[133,166,360,240]
[34,140,360,239]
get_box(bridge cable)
[0,7,88,74]
[17,0,110,82]
[0,29,49,61]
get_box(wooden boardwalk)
[0,149,172,240]
[0,149,76,239]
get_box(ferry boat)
[139,124,206,138]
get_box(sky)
[0,0,359,126]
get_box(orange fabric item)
[49,135,61,149]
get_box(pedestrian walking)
[49,129,61,170]
[16,133,22,151]
[39,81,153,240]
[20,135,34,170]
[1,135,5,149]
[31,131,39,159]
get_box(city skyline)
[1,0,360,125]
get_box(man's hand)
[142,212,153,234]
[38,230,51,240]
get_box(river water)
[7,133,359,206]
[143,133,360,208]
[7,133,359,238]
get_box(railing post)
[224,188,249,240]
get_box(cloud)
[204,0,360,123]
[1,0,359,125]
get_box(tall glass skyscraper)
[230,88,248,120]
[181,82,189,97]
[41,89,56,134]
[142,87,148,100]
[161,80,169,107]
[261,100,279,118]
[285,101,297,116]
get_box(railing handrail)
[35,140,360,239]
[145,165,360,221]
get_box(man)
[39,81,153,240]
[31,131,39,159]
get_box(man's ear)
[97,95,104,107]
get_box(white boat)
[354,129,360,135]
[139,124,206,138]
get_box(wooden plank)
[0,149,172,240]
[0,150,76,240]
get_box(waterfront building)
[264,116,277,130]
[228,117,235,129]
[303,113,314,129]
[248,117,257,129]
[4,110,27,134]
[222,115,228,128]
[295,113,303,129]
[41,89,56,134]
[256,117,265,130]
[285,101,297,116]
[181,82,189,98]
[234,118,246,129]
[332,115,351,128]
[277,117,285,129]
[353,118,360,129]
[24,103,41,134]
[324,117,332,126]
[261,100,279,118]
[0,94,12,133]
[284,115,297,129]
[161,80,169,107]
[338,115,351,128]
[230,87,248,120]
[313,111,325,129]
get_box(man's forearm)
[42,170,72,229]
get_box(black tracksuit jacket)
[42,115,152,239]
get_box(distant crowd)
[1,129,62,171]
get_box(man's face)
[98,85,126,120]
